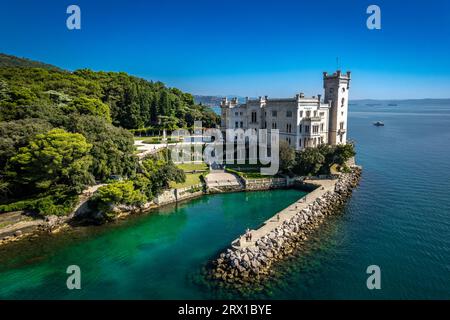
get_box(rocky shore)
[208,167,362,287]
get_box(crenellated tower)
[323,70,351,145]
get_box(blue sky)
[1,0,450,99]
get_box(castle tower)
[220,97,229,129]
[323,70,351,145]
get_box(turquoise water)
[1,100,450,299]
[0,190,306,299]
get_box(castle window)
[272,110,277,117]
[299,139,302,147]
[272,122,277,129]
[299,124,302,133]
[340,122,345,130]
[286,111,292,117]
[235,121,238,128]
[251,111,257,123]
[341,98,345,107]
[305,125,310,133]
[240,121,243,128]
[235,112,238,116]
[320,123,324,132]
[306,111,311,117]
[286,124,292,133]
[299,111,303,117]
[313,125,319,134]
[330,88,334,94]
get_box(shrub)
[0,188,78,216]
[91,181,147,215]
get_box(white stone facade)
[220,71,351,150]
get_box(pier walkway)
[233,178,337,249]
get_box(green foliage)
[292,143,356,176]
[140,155,186,196]
[0,118,52,170]
[293,147,326,176]
[334,143,356,165]
[0,178,9,198]
[279,140,296,173]
[66,115,137,180]
[91,180,147,218]
[65,96,111,122]
[0,55,218,217]
[0,66,218,129]
[6,129,94,193]
[0,187,78,216]
[0,53,64,71]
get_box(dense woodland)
[0,55,216,217]
[0,54,355,219]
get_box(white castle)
[220,70,351,150]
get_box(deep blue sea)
[1,100,450,299]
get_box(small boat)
[373,121,385,126]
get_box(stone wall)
[208,167,361,287]
[244,177,289,191]
[154,184,204,206]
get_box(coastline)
[0,175,294,247]
[208,166,362,288]
[0,168,360,250]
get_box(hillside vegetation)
[0,54,216,217]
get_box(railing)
[303,116,322,122]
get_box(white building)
[220,70,351,150]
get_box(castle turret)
[220,97,229,129]
[323,70,351,145]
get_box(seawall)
[208,167,362,286]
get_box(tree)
[7,128,93,193]
[66,96,111,122]
[92,180,147,218]
[0,118,53,171]
[140,155,185,196]
[66,115,137,180]
[334,143,356,165]
[278,140,296,173]
[293,147,325,176]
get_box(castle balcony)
[338,128,346,134]
[303,116,322,123]
[302,131,322,137]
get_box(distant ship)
[373,121,385,126]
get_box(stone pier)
[232,178,337,250]
[208,167,362,286]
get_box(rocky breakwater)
[208,167,361,287]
